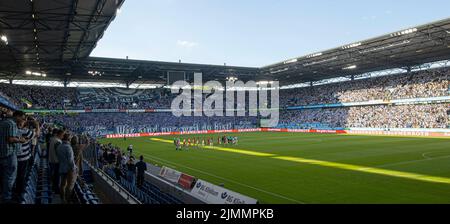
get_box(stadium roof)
[0,1,449,86]
[69,57,260,85]
[261,18,450,85]
[0,0,124,79]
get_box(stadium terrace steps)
[103,167,184,204]
[21,150,52,204]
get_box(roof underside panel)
[0,0,124,76]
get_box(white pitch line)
[143,153,306,204]
[422,152,434,159]
[377,154,450,168]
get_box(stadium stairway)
[19,145,101,205]
[73,177,101,204]
[104,168,183,204]
[72,163,101,204]
[141,181,183,204]
[21,149,52,204]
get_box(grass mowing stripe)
[151,137,450,185]
[142,152,306,204]
[274,156,450,185]
[150,138,276,157]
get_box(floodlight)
[343,65,357,70]
[0,35,7,42]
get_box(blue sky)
[91,0,450,67]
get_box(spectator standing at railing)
[113,160,123,180]
[48,129,64,194]
[136,155,147,188]
[44,126,53,158]
[71,134,90,176]
[126,157,136,186]
[121,152,127,169]
[127,145,133,156]
[101,147,108,166]
[57,133,76,203]
[95,144,103,169]
[0,106,13,121]
[116,151,123,169]
[28,117,40,166]
[107,149,116,165]
[0,111,27,203]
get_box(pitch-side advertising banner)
[190,179,258,204]
[159,166,182,184]
[178,173,196,190]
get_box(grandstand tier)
[0,0,449,207]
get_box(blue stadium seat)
[102,166,184,204]
[74,179,101,204]
[20,149,53,204]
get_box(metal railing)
[83,160,142,204]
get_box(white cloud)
[177,40,199,48]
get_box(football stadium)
[1,0,450,207]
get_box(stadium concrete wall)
[143,166,206,204]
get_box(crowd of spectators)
[0,91,17,108]
[36,113,258,136]
[0,110,100,203]
[37,121,99,203]
[1,105,13,120]
[281,69,449,106]
[96,142,147,188]
[279,104,449,129]
[0,68,448,110]
[0,84,78,109]
[345,104,448,129]
[76,87,173,110]
[0,112,44,203]
[33,101,448,136]
[0,68,448,138]
[279,109,347,129]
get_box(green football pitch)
[99,132,450,204]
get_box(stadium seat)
[101,166,183,204]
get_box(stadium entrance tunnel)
[150,138,450,186]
